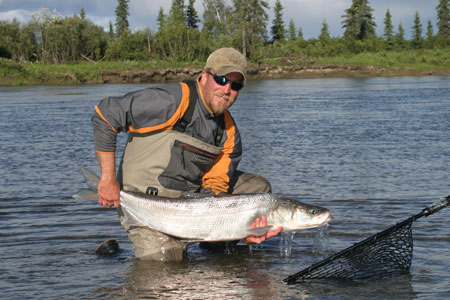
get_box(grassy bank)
[0,58,198,85]
[313,49,450,73]
[1,49,449,86]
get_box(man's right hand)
[98,176,120,208]
[96,151,120,208]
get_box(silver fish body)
[119,191,331,242]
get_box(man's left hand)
[242,216,283,245]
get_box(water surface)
[1,76,449,299]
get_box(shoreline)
[1,63,449,86]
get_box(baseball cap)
[204,47,247,83]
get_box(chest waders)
[119,81,225,198]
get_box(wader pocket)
[158,140,219,191]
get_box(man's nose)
[221,82,231,94]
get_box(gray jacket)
[91,81,242,194]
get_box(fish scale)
[119,191,331,242]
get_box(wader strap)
[216,114,225,146]
[173,80,197,133]
[174,80,225,146]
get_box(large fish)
[120,191,331,242]
[74,168,331,242]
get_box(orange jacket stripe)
[95,150,115,155]
[127,82,190,134]
[95,105,118,134]
[201,110,235,194]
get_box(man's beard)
[213,91,231,101]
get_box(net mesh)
[284,195,449,284]
[297,222,412,281]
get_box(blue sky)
[0,0,441,39]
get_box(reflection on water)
[123,249,282,299]
[288,275,415,300]
[1,76,449,299]
[118,245,416,300]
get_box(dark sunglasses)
[207,71,244,91]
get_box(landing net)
[284,195,450,284]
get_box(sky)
[0,0,441,40]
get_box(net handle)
[284,194,450,284]
[421,195,450,217]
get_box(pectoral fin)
[119,206,145,227]
[81,168,100,190]
[72,189,98,200]
[246,226,273,236]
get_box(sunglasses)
[207,71,244,91]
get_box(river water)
[1,76,449,299]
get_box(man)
[92,47,282,261]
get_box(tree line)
[0,0,449,64]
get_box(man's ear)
[199,70,208,86]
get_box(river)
[1,75,449,299]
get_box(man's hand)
[96,151,120,208]
[98,176,120,208]
[242,216,283,245]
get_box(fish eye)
[309,208,317,215]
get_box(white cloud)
[0,9,30,23]
[0,0,440,39]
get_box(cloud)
[269,0,349,38]
[0,0,440,39]
[0,9,30,23]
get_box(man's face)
[200,70,244,116]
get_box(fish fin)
[72,189,98,201]
[120,206,145,227]
[246,226,273,236]
[72,168,100,200]
[81,168,100,191]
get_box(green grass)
[1,49,449,86]
[0,58,204,85]
[313,49,450,70]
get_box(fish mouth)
[311,214,332,228]
[290,215,332,230]
[307,215,332,229]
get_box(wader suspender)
[173,80,225,146]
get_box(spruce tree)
[297,27,304,40]
[436,0,450,40]
[115,0,130,37]
[412,11,423,49]
[426,19,434,48]
[342,0,376,40]
[383,9,394,50]
[319,20,330,41]
[271,0,285,42]
[395,23,405,49]
[169,0,186,27]
[186,0,200,29]
[157,7,166,32]
[426,20,434,40]
[108,21,114,40]
[232,0,269,56]
[288,19,296,41]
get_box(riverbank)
[87,64,450,85]
[1,58,449,86]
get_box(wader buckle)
[146,186,158,195]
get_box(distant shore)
[1,62,449,86]
[90,64,450,84]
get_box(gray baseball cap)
[204,47,247,83]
